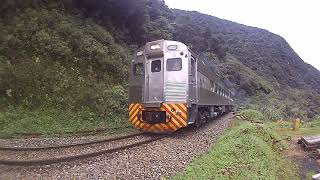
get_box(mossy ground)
[173,121,298,180]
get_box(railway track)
[14,125,132,138]
[0,132,166,166]
[0,132,145,151]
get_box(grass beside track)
[173,121,298,180]
[272,117,320,137]
[0,108,135,138]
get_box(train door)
[189,56,198,103]
[188,55,198,124]
[145,58,164,102]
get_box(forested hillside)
[172,10,320,119]
[174,10,320,91]
[0,0,319,135]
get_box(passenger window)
[151,60,161,72]
[134,63,143,75]
[167,58,182,71]
[210,81,214,92]
[191,58,195,76]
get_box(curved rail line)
[0,136,165,166]
[0,132,145,151]
[14,125,132,138]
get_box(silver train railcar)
[129,40,234,133]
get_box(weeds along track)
[0,132,166,166]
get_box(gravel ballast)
[0,113,233,179]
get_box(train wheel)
[202,111,209,124]
[195,113,202,128]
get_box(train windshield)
[151,60,161,72]
[166,58,182,71]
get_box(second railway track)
[0,132,166,166]
[0,132,145,151]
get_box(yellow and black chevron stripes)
[128,103,188,133]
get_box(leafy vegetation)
[173,9,320,93]
[0,108,135,138]
[0,3,131,136]
[237,109,265,122]
[173,122,298,180]
[304,115,320,128]
[172,10,320,119]
[69,0,175,46]
[270,115,320,137]
[247,87,320,120]
[1,8,128,111]
[212,54,273,97]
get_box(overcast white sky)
[165,0,320,71]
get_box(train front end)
[128,40,191,133]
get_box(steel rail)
[0,132,145,151]
[14,126,132,138]
[0,135,165,166]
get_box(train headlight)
[167,45,178,50]
[150,44,161,50]
[167,115,172,121]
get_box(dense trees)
[173,10,320,93]
[173,16,227,59]
[0,8,128,118]
[69,0,174,45]
[172,9,320,119]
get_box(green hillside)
[173,10,320,119]
[0,0,319,136]
[0,1,131,136]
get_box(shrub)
[0,8,129,112]
[304,116,320,128]
[239,109,265,122]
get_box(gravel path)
[0,113,233,179]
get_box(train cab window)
[151,60,161,72]
[210,81,214,92]
[167,58,182,71]
[134,63,143,75]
